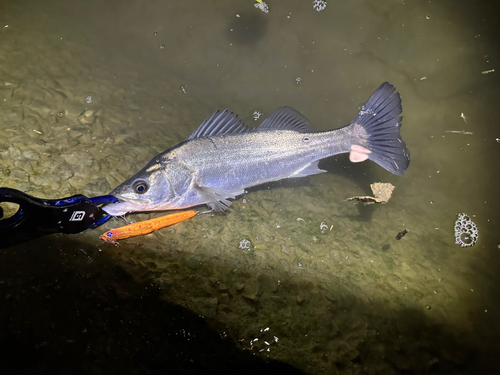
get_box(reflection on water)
[1,0,499,373]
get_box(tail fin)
[350,82,410,175]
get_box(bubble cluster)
[253,111,262,121]
[254,1,269,13]
[239,239,252,250]
[247,326,279,354]
[454,213,478,247]
[313,0,327,12]
[319,222,329,234]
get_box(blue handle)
[87,195,118,228]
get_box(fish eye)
[133,180,149,194]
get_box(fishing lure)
[100,210,197,245]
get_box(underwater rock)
[242,279,259,300]
[192,297,218,319]
[454,213,478,247]
[78,109,97,124]
[396,229,409,240]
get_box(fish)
[103,82,410,216]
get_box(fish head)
[103,162,178,216]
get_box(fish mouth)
[102,196,151,216]
[113,194,149,204]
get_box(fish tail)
[348,82,410,175]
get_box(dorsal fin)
[188,109,252,140]
[257,106,314,133]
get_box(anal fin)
[349,145,371,162]
[290,161,326,178]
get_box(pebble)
[78,109,96,124]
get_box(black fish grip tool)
[0,187,117,247]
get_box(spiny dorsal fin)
[188,109,252,140]
[257,106,314,133]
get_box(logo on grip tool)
[69,211,86,221]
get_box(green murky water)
[1,0,499,373]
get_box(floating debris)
[482,69,495,75]
[396,229,409,240]
[179,85,187,94]
[295,77,301,84]
[460,113,467,123]
[312,0,327,12]
[85,95,93,104]
[454,213,478,247]
[346,182,395,205]
[445,130,473,135]
[253,111,262,121]
[254,1,269,13]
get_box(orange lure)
[100,210,197,245]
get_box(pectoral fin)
[193,183,244,212]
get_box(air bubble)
[454,213,478,247]
[460,233,473,245]
[312,0,327,12]
[320,222,329,234]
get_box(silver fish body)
[103,82,410,216]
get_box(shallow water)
[1,0,500,373]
